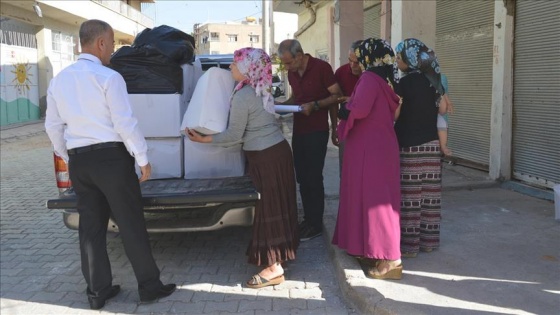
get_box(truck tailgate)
[46,176,259,210]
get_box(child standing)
[438,74,454,156]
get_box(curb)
[323,214,392,315]
[0,120,46,143]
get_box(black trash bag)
[110,45,183,94]
[133,25,195,64]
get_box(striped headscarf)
[395,38,445,95]
[233,47,275,114]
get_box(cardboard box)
[183,137,245,179]
[135,138,183,179]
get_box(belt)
[68,142,125,155]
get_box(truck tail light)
[53,153,72,192]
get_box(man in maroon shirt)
[277,39,342,241]
[334,40,363,173]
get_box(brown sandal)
[245,274,285,289]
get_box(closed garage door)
[436,0,494,169]
[363,0,381,39]
[512,0,560,188]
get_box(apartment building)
[193,18,263,55]
[0,0,155,126]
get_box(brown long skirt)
[244,140,299,266]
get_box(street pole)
[262,0,272,54]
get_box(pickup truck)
[46,54,260,233]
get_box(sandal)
[367,259,403,280]
[245,274,285,289]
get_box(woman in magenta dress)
[332,38,402,279]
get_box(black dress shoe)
[139,283,176,303]
[88,285,121,310]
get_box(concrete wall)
[295,1,333,63]
[41,0,151,40]
[1,1,152,120]
[489,0,514,181]
[391,0,435,48]
[334,0,363,69]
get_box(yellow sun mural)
[11,61,33,94]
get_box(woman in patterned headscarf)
[393,38,446,258]
[186,48,299,288]
[332,38,403,280]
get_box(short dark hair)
[278,39,303,57]
[79,19,111,47]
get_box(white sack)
[181,67,235,135]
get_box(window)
[227,34,238,42]
[210,32,219,41]
[249,35,259,43]
[52,31,76,74]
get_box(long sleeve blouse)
[212,85,285,151]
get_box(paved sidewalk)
[2,120,558,314]
[0,120,46,143]
[321,139,560,314]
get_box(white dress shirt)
[45,53,148,166]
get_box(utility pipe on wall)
[294,0,316,38]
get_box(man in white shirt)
[45,19,175,310]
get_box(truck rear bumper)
[47,176,259,232]
[62,204,255,233]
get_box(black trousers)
[291,131,329,230]
[69,146,162,297]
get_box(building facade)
[194,19,263,55]
[273,0,559,190]
[0,0,154,126]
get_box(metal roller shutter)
[512,0,560,188]
[363,0,381,39]
[436,0,494,169]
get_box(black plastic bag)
[110,46,183,94]
[133,25,195,64]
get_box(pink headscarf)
[233,47,275,114]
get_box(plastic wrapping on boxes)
[135,138,183,179]
[183,138,245,179]
[128,64,199,138]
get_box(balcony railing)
[91,0,154,27]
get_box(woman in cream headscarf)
[186,48,299,288]
[333,38,403,280]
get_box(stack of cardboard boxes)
[129,63,246,180]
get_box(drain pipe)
[294,0,316,38]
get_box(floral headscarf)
[233,47,275,114]
[395,38,444,95]
[355,37,398,88]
